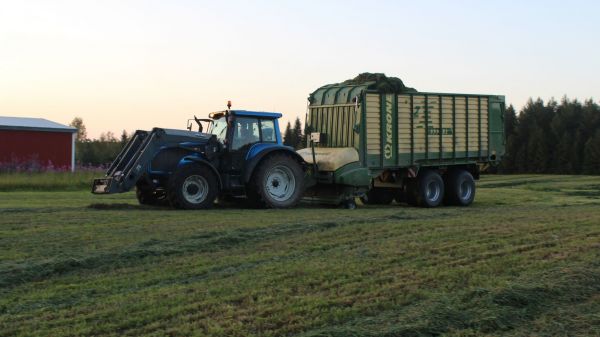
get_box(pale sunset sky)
[1,0,599,138]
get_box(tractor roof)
[232,110,282,118]
[210,110,282,119]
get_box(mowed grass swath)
[1,175,600,336]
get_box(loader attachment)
[92,128,215,194]
[92,129,152,194]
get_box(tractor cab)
[206,110,282,149]
[206,110,284,180]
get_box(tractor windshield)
[210,116,228,143]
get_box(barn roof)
[0,116,77,133]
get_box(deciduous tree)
[69,117,87,142]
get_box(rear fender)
[242,145,306,183]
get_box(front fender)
[242,145,306,183]
[179,155,223,189]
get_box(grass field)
[0,175,599,336]
[0,171,102,192]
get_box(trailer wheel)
[251,154,303,208]
[360,188,394,205]
[445,170,475,206]
[412,170,444,208]
[168,164,218,209]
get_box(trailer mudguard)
[242,144,306,183]
[179,155,223,189]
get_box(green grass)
[0,170,103,191]
[0,175,599,336]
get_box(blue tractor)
[92,107,307,209]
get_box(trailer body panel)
[307,88,505,175]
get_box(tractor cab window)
[210,116,228,144]
[232,117,260,150]
[260,119,276,142]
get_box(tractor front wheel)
[135,179,167,206]
[251,154,304,208]
[168,164,219,209]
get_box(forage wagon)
[298,73,505,208]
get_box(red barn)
[0,116,77,172]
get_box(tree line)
[282,117,305,149]
[500,97,600,174]
[69,117,130,167]
[69,99,600,175]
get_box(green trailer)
[298,74,505,208]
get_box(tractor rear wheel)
[444,169,475,206]
[251,154,303,208]
[168,164,218,209]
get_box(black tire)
[360,188,394,205]
[405,179,419,206]
[343,198,357,210]
[135,180,167,206]
[414,170,445,208]
[167,164,219,209]
[250,154,304,208]
[444,170,475,206]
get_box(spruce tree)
[556,132,575,173]
[500,105,518,172]
[583,130,600,174]
[528,127,550,173]
[513,99,536,172]
[283,122,293,146]
[292,117,303,149]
